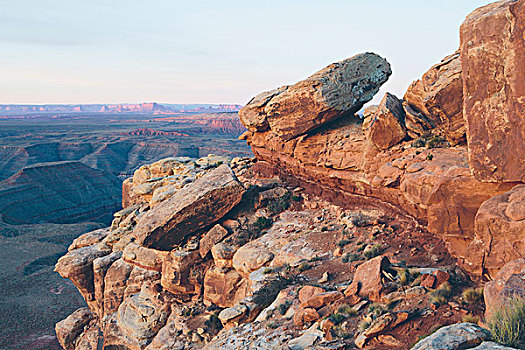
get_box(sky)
[0,0,493,105]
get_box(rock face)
[239,52,391,140]
[132,164,245,250]
[460,0,525,182]
[404,51,464,144]
[468,185,525,277]
[364,93,407,150]
[411,323,490,350]
[484,258,525,318]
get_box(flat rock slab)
[132,164,245,250]
[411,323,490,350]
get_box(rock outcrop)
[239,52,391,140]
[411,323,490,350]
[363,93,407,150]
[131,164,245,250]
[460,0,525,182]
[54,1,525,349]
[404,51,464,144]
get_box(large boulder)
[132,164,245,250]
[460,0,525,182]
[239,52,391,140]
[469,185,525,278]
[404,51,464,144]
[411,323,490,350]
[364,92,407,150]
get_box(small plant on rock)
[328,313,347,325]
[488,297,525,349]
[342,253,361,263]
[277,300,292,315]
[252,273,298,308]
[358,319,372,333]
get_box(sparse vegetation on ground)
[487,297,525,349]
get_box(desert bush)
[205,314,223,332]
[462,287,484,305]
[252,274,298,308]
[328,313,347,325]
[338,304,358,317]
[338,238,351,248]
[358,319,372,333]
[364,244,384,259]
[462,315,481,324]
[488,297,525,349]
[342,253,361,263]
[368,303,387,318]
[277,300,292,315]
[297,262,312,272]
[350,213,372,227]
[429,282,453,307]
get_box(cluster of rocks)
[239,0,525,279]
[54,1,525,349]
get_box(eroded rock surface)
[239,52,391,140]
[461,0,525,182]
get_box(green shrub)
[429,282,453,307]
[427,135,447,149]
[338,304,358,317]
[292,195,302,202]
[462,315,480,324]
[297,262,312,272]
[338,239,351,248]
[278,300,292,315]
[267,194,291,214]
[368,303,387,318]
[328,313,347,325]
[252,274,297,308]
[462,287,484,305]
[488,297,525,349]
[342,253,361,263]
[364,244,384,259]
[350,213,372,227]
[358,319,372,333]
[426,153,434,161]
[254,216,273,230]
[263,267,273,275]
[205,314,223,332]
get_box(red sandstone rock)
[298,285,325,305]
[239,53,391,140]
[421,274,437,289]
[203,266,247,308]
[404,51,464,144]
[468,185,525,278]
[199,224,229,259]
[484,258,525,319]
[55,308,94,350]
[345,256,391,302]
[302,291,344,309]
[364,93,407,150]
[293,307,320,327]
[460,0,525,182]
[161,249,202,295]
[132,165,245,250]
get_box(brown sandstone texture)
[404,51,464,144]
[460,0,525,182]
[239,52,391,140]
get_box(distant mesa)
[0,103,243,116]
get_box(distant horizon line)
[0,102,244,106]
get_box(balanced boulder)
[239,52,391,140]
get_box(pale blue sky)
[0,0,492,105]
